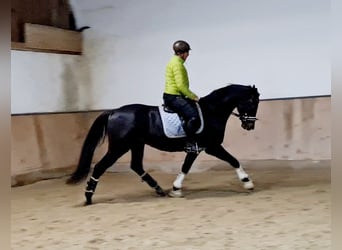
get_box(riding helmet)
[173,40,191,55]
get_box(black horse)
[66,84,260,204]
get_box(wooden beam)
[24,23,82,54]
[11,42,27,51]
[11,42,81,55]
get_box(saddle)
[158,103,204,138]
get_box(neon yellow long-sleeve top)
[164,55,198,100]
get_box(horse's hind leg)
[130,143,166,197]
[85,149,127,205]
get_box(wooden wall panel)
[11,97,331,186]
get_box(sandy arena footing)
[12,164,330,250]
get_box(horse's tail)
[66,111,111,184]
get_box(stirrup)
[184,142,203,154]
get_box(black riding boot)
[84,177,98,205]
[141,172,166,196]
[184,117,203,154]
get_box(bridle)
[232,112,258,122]
[232,93,259,122]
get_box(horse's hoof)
[243,181,254,190]
[85,192,93,205]
[84,200,92,206]
[168,189,184,198]
[155,186,166,197]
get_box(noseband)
[232,112,258,122]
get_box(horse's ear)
[251,84,259,96]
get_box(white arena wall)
[12,0,330,114]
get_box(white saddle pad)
[158,103,204,138]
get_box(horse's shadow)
[72,185,254,207]
[71,169,330,207]
[184,187,254,200]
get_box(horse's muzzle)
[241,122,255,130]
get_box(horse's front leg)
[168,152,199,198]
[205,145,254,190]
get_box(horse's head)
[235,85,260,131]
[201,84,260,130]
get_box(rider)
[163,40,201,153]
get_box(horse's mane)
[202,84,259,102]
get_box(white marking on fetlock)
[235,166,249,180]
[173,172,185,189]
[235,166,254,190]
[243,180,254,190]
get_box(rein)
[232,112,258,122]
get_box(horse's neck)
[199,99,236,122]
